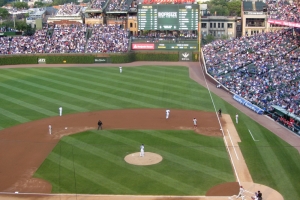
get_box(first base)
[65,127,68,129]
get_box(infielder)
[49,124,52,134]
[140,144,144,157]
[193,118,197,128]
[236,113,239,124]
[59,106,62,116]
[119,67,122,73]
[166,109,170,119]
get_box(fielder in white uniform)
[59,106,62,116]
[193,118,197,128]
[166,109,170,119]
[49,125,52,134]
[119,67,122,73]
[236,113,239,124]
[140,144,144,157]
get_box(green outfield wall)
[0,51,199,65]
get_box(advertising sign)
[132,43,155,50]
[94,58,108,63]
[38,58,46,64]
[179,51,192,61]
[268,19,300,28]
[233,94,264,114]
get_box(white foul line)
[227,129,239,160]
[198,58,241,185]
[248,129,259,141]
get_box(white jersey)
[59,107,62,116]
[49,125,52,134]
[119,67,122,73]
[140,144,144,157]
[193,118,197,125]
[166,110,170,119]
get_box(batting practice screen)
[137,4,199,30]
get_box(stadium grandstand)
[203,28,300,132]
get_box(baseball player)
[119,67,122,73]
[97,120,103,130]
[49,124,52,134]
[59,106,62,116]
[193,118,197,128]
[140,144,144,157]
[166,109,170,119]
[236,185,245,200]
[236,113,239,124]
[218,108,222,117]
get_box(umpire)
[97,120,103,130]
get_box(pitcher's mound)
[124,152,163,166]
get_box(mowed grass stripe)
[62,67,203,104]
[84,67,201,93]
[0,82,87,112]
[0,71,119,108]
[119,67,196,86]
[83,67,211,107]
[101,130,232,181]
[131,66,189,77]
[63,136,198,194]
[0,93,57,116]
[2,69,121,109]
[54,68,199,109]
[0,107,29,123]
[141,130,228,159]
[47,152,136,194]
[27,68,158,108]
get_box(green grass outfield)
[0,66,300,199]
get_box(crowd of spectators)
[56,3,81,16]
[0,37,10,54]
[0,24,129,54]
[9,29,48,54]
[267,0,300,23]
[45,24,87,53]
[86,24,128,53]
[90,0,106,9]
[107,0,129,11]
[203,29,300,117]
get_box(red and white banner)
[132,43,155,50]
[268,19,300,28]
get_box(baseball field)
[0,62,300,200]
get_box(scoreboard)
[137,4,199,30]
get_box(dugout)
[270,105,300,135]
